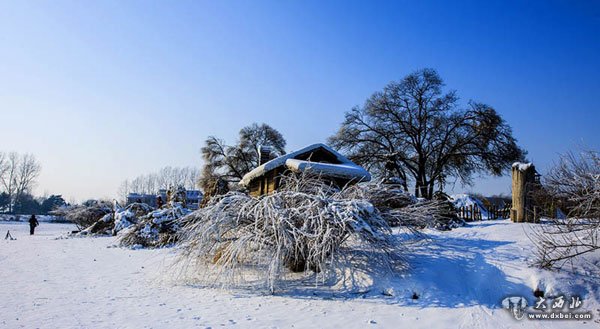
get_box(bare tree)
[15,154,42,201]
[0,152,8,181]
[0,152,41,213]
[329,69,526,199]
[0,153,18,212]
[532,149,600,270]
[117,179,130,204]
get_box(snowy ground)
[1,220,598,328]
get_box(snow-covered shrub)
[54,200,113,231]
[119,202,191,248]
[67,202,153,236]
[176,175,416,292]
[387,199,462,230]
[112,203,153,235]
[341,183,459,230]
[532,149,600,270]
[342,183,416,212]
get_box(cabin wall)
[248,169,282,197]
[248,181,262,197]
[247,168,362,197]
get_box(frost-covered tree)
[533,149,600,270]
[199,123,286,189]
[328,69,526,199]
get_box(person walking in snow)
[29,214,39,235]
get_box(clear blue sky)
[1,0,598,201]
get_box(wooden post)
[511,163,538,223]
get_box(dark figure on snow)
[29,214,39,235]
[156,195,164,209]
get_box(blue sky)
[0,0,598,201]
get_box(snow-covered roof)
[239,143,371,186]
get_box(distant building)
[184,190,202,208]
[126,189,202,210]
[239,143,371,197]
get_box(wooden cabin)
[239,143,371,197]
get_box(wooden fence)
[456,204,511,221]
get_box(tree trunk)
[427,182,434,200]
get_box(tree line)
[0,152,56,214]
[117,166,200,202]
[200,69,526,199]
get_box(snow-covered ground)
[1,220,598,328]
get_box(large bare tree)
[329,69,526,199]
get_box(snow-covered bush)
[113,203,153,234]
[119,202,191,248]
[67,202,153,236]
[175,175,432,292]
[532,149,600,270]
[54,200,113,231]
[341,183,460,230]
[342,182,415,212]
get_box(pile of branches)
[342,184,462,230]
[176,174,444,292]
[113,202,154,234]
[119,202,191,248]
[532,149,600,270]
[53,200,114,232]
[62,202,154,236]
